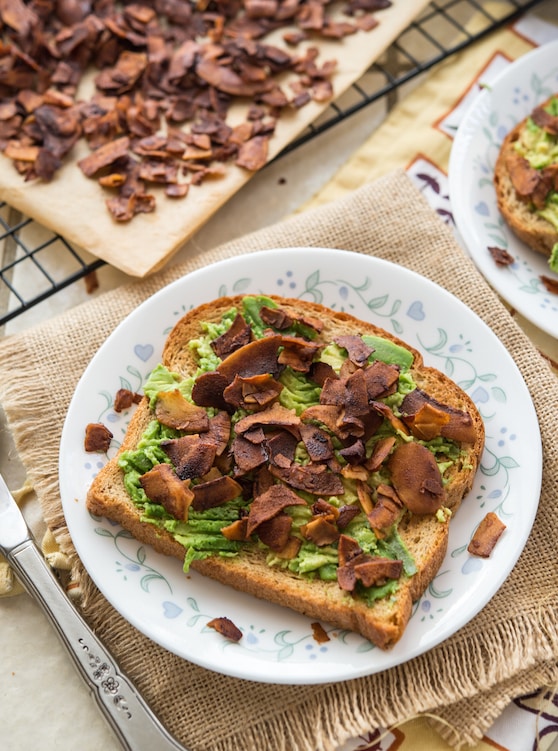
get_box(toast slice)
[87,295,484,649]
[494,95,558,258]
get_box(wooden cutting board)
[0,1,430,277]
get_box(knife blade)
[0,473,186,751]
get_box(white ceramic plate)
[59,248,541,684]
[449,40,558,339]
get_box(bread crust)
[87,295,484,650]
[494,104,558,258]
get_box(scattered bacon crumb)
[83,270,99,295]
[114,388,142,413]
[207,616,243,642]
[467,512,506,558]
[84,423,113,453]
[488,246,515,267]
[311,622,330,644]
[540,275,558,294]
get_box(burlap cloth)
[0,168,557,751]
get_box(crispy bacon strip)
[78,136,131,177]
[114,388,142,412]
[139,463,194,521]
[207,616,243,642]
[540,275,558,295]
[388,441,446,515]
[467,512,506,558]
[155,390,209,432]
[235,134,269,171]
[84,422,113,452]
[505,151,540,197]
[246,484,306,536]
[531,104,558,136]
[488,246,515,267]
[192,475,243,511]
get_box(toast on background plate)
[87,295,485,650]
[494,95,558,266]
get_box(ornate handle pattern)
[7,537,186,751]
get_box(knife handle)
[7,538,186,751]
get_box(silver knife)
[0,473,186,751]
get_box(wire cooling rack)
[0,0,546,327]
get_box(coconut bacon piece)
[531,104,558,135]
[353,557,403,587]
[367,483,403,533]
[270,462,344,496]
[114,388,142,412]
[201,411,232,456]
[77,136,131,177]
[505,151,539,198]
[235,134,270,171]
[223,373,283,411]
[154,389,210,432]
[387,441,446,515]
[400,388,477,444]
[246,484,307,536]
[231,434,268,473]
[160,435,217,480]
[540,275,558,294]
[365,435,396,472]
[217,335,282,380]
[266,428,298,467]
[191,371,231,411]
[196,58,276,98]
[299,423,335,462]
[278,334,321,371]
[467,512,506,558]
[301,515,339,546]
[334,335,374,367]
[211,313,252,358]
[488,246,515,267]
[84,422,113,452]
[234,401,300,435]
[207,616,243,642]
[139,463,194,521]
[192,475,243,511]
[256,513,293,551]
[363,360,400,399]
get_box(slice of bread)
[87,295,484,649]
[494,97,558,258]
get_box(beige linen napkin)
[1,169,557,751]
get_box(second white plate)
[449,40,558,339]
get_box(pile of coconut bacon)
[0,0,392,222]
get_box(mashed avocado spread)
[118,296,462,605]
